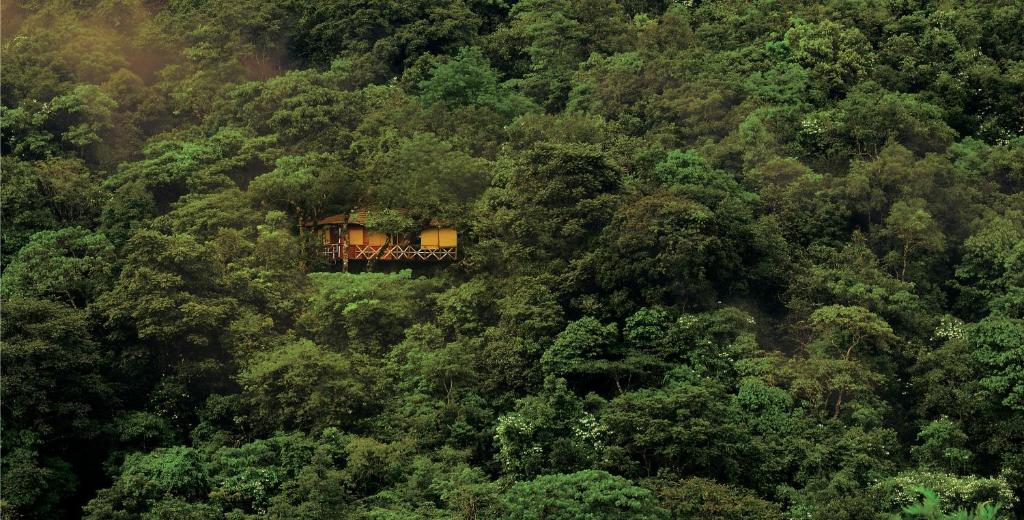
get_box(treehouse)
[303,209,458,263]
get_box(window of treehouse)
[420,227,457,249]
[327,227,342,244]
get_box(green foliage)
[876,474,1015,517]
[969,316,1024,411]
[419,46,536,117]
[238,339,380,434]
[647,476,785,520]
[364,209,418,236]
[912,418,974,474]
[478,140,620,266]
[1,299,112,519]
[1,298,113,442]
[541,317,619,378]
[494,377,603,478]
[300,270,440,352]
[289,0,480,76]
[2,227,115,306]
[600,377,752,481]
[5,2,1024,519]
[953,211,1024,317]
[502,470,666,520]
[0,157,105,257]
[783,19,872,98]
[893,487,1005,520]
[366,132,491,219]
[101,230,235,349]
[248,152,358,221]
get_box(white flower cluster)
[932,315,966,342]
[571,413,607,450]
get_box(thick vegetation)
[2,0,1023,518]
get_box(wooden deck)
[322,244,457,262]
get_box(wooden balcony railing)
[320,243,457,262]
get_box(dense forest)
[2,0,1023,518]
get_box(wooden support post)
[297,212,307,273]
[341,220,349,273]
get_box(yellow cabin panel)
[438,228,457,248]
[420,228,440,249]
[367,230,388,246]
[348,227,365,245]
[321,228,331,245]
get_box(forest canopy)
[1,0,1023,518]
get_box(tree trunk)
[341,220,349,273]
[296,209,307,273]
[900,241,910,280]
[834,341,857,418]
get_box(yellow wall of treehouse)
[367,230,388,246]
[321,227,331,244]
[420,227,457,249]
[438,228,457,247]
[348,227,364,244]
[420,228,439,249]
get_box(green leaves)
[419,46,536,117]
[2,227,115,306]
[601,378,752,481]
[366,132,491,219]
[494,377,602,478]
[541,317,619,378]
[647,477,785,520]
[783,20,873,98]
[808,305,897,359]
[238,339,379,434]
[5,1,1024,519]
[1,298,113,442]
[888,484,1009,520]
[911,418,973,474]
[301,270,440,352]
[502,470,666,520]
[969,316,1024,411]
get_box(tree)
[970,316,1024,412]
[248,152,360,226]
[365,132,491,221]
[501,470,666,520]
[600,377,752,481]
[109,127,276,211]
[879,199,946,281]
[101,231,235,352]
[790,305,899,419]
[787,239,932,338]
[238,339,382,435]
[890,486,1007,520]
[299,270,441,353]
[7,2,1024,518]
[541,317,619,379]
[477,141,621,267]
[911,418,973,474]
[288,0,480,77]
[646,477,785,520]
[418,46,536,117]
[1,298,114,520]
[953,211,1024,317]
[2,227,115,307]
[586,189,735,311]
[0,157,105,258]
[494,377,603,478]
[783,19,872,98]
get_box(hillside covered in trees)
[2,0,1023,518]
